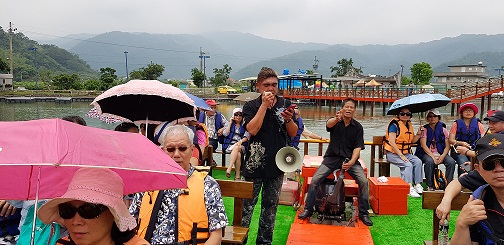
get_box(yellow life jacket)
[384,118,414,155]
[137,171,209,244]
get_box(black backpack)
[433,167,448,190]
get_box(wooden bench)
[217,179,254,245]
[421,190,472,245]
[370,136,390,177]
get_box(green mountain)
[0,26,98,82]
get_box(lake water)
[2,100,503,176]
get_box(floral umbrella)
[89,80,196,124]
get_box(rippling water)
[2,100,502,176]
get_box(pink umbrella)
[89,80,196,124]
[0,118,187,200]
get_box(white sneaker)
[414,184,424,194]
[409,187,420,198]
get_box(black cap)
[475,134,504,161]
[484,110,504,122]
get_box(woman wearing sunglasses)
[223,107,250,180]
[448,103,485,176]
[38,168,149,245]
[384,107,424,198]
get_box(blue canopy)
[184,92,211,111]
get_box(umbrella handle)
[30,166,42,245]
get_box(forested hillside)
[0,27,98,82]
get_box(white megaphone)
[275,146,303,172]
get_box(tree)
[191,68,205,88]
[210,64,232,87]
[410,62,433,85]
[0,58,8,72]
[129,63,165,80]
[99,67,117,89]
[52,74,81,90]
[330,58,362,77]
[401,76,411,85]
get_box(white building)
[433,62,488,86]
[0,74,13,91]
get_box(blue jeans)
[422,154,456,188]
[386,152,423,184]
[304,162,370,216]
[209,139,219,152]
[451,153,470,176]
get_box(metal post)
[124,51,129,81]
[29,47,38,93]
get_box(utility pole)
[8,22,16,75]
[124,51,129,81]
[312,56,319,73]
[198,47,210,87]
[29,47,38,93]
[399,65,404,88]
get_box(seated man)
[415,109,456,190]
[130,125,228,245]
[451,134,504,244]
[298,98,372,226]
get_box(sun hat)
[205,100,219,106]
[458,103,478,115]
[38,168,137,232]
[232,108,242,115]
[426,109,441,117]
[475,134,504,161]
[484,110,504,122]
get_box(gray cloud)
[2,0,503,45]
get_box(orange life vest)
[137,171,209,244]
[384,118,414,155]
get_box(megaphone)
[275,146,303,173]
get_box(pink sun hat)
[458,103,478,115]
[38,168,137,232]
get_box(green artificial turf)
[213,169,459,245]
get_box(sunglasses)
[399,112,412,117]
[481,158,504,171]
[234,113,243,116]
[163,146,190,153]
[58,203,108,219]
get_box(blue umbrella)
[184,91,211,111]
[387,93,451,115]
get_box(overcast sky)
[2,0,503,45]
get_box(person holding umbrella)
[384,107,424,198]
[448,103,485,176]
[415,109,456,191]
[37,168,149,245]
[198,100,228,152]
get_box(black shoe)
[298,210,313,219]
[359,215,373,226]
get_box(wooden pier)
[282,78,504,117]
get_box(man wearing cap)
[198,99,228,152]
[415,109,456,191]
[451,134,504,244]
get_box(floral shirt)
[129,166,228,244]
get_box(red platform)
[368,177,409,215]
[287,214,374,245]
